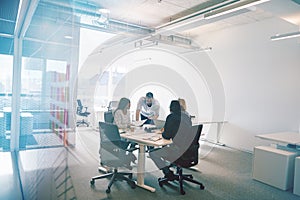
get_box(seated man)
[149,100,192,178]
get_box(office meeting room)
[1,0,300,200]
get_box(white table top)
[256,132,300,145]
[192,120,227,125]
[121,128,172,146]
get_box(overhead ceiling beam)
[39,0,101,18]
[23,36,79,47]
[0,33,14,38]
[38,0,154,35]
[203,0,270,19]
[14,0,40,38]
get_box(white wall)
[79,43,225,134]
[79,16,300,152]
[194,17,300,152]
[91,47,214,120]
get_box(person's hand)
[155,128,163,134]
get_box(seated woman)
[178,98,190,117]
[113,97,138,155]
[149,100,192,179]
[113,97,131,129]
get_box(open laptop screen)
[153,119,165,129]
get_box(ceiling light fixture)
[98,8,110,14]
[182,47,212,54]
[270,31,300,41]
[64,35,73,39]
[134,40,158,48]
[204,0,270,20]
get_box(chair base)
[76,119,89,127]
[158,167,204,195]
[90,168,136,193]
[98,164,112,174]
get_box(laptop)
[153,119,165,129]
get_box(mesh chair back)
[175,124,203,167]
[77,99,83,107]
[99,122,131,168]
[99,122,121,142]
[76,100,83,113]
[107,101,118,111]
[104,111,114,123]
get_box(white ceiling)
[91,0,300,36]
[95,0,211,27]
[1,0,299,57]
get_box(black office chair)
[107,100,118,111]
[104,110,114,123]
[158,124,205,195]
[104,101,118,123]
[76,99,91,127]
[90,122,136,193]
[102,101,138,162]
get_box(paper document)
[131,119,147,127]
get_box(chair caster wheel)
[200,184,205,190]
[130,182,136,189]
[180,190,186,195]
[158,178,163,187]
[128,174,132,179]
[106,188,111,193]
[90,180,95,185]
[127,180,136,189]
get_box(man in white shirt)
[135,92,160,124]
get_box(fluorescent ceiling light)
[64,35,73,39]
[204,0,270,19]
[98,8,110,14]
[182,47,212,54]
[270,31,300,41]
[134,40,158,48]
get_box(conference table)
[196,120,227,146]
[120,126,172,192]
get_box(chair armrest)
[127,146,139,152]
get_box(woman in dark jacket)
[149,100,192,178]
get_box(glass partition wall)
[2,1,79,152]
[18,57,74,150]
[0,54,13,151]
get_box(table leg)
[136,144,156,192]
[216,122,225,146]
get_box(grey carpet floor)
[2,127,297,199]
[65,127,299,200]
